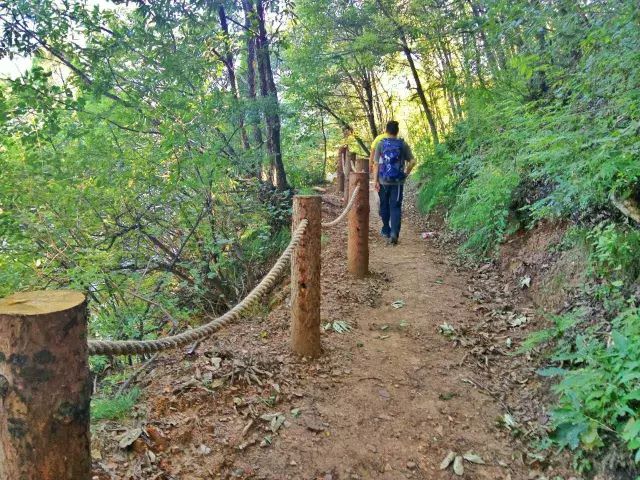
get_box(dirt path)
[239,187,528,480]
[93,185,532,480]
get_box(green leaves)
[538,306,640,464]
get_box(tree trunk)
[375,0,438,143]
[362,69,379,138]
[468,0,500,76]
[316,101,370,155]
[343,68,378,140]
[255,0,289,191]
[320,112,328,181]
[218,5,250,152]
[0,291,91,480]
[402,39,439,144]
[242,0,264,178]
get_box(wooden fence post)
[355,157,368,173]
[343,151,355,204]
[291,195,322,357]
[0,290,91,480]
[348,172,370,278]
[337,147,345,194]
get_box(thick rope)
[322,184,361,228]
[88,220,309,356]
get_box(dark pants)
[378,183,404,239]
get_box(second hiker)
[372,120,415,245]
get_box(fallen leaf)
[146,449,156,463]
[118,428,142,449]
[438,323,456,337]
[438,392,457,401]
[378,388,391,400]
[463,452,485,464]
[197,444,211,455]
[241,419,254,437]
[391,300,405,309]
[260,412,283,422]
[507,314,528,327]
[439,451,456,470]
[520,276,531,289]
[453,456,464,475]
[210,378,225,388]
[270,414,286,433]
[501,413,518,430]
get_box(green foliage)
[91,388,141,421]
[539,306,640,470]
[518,310,584,355]
[449,166,520,255]
[409,0,640,469]
[588,223,640,286]
[416,0,640,255]
[0,0,303,351]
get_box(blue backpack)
[378,137,406,182]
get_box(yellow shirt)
[371,133,391,153]
[369,133,390,168]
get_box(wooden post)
[343,151,355,204]
[337,147,345,193]
[355,157,368,173]
[348,172,369,278]
[0,290,90,480]
[291,195,322,357]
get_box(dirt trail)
[240,187,528,480]
[93,185,533,480]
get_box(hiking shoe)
[390,235,398,245]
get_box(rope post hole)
[337,147,346,194]
[343,152,355,205]
[0,291,91,480]
[291,195,322,357]
[348,172,370,278]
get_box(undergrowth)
[415,3,640,473]
[91,388,141,421]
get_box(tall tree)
[254,0,289,190]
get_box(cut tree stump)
[0,290,91,480]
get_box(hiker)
[372,120,415,245]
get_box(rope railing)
[0,149,372,477]
[321,184,360,228]
[87,219,309,356]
